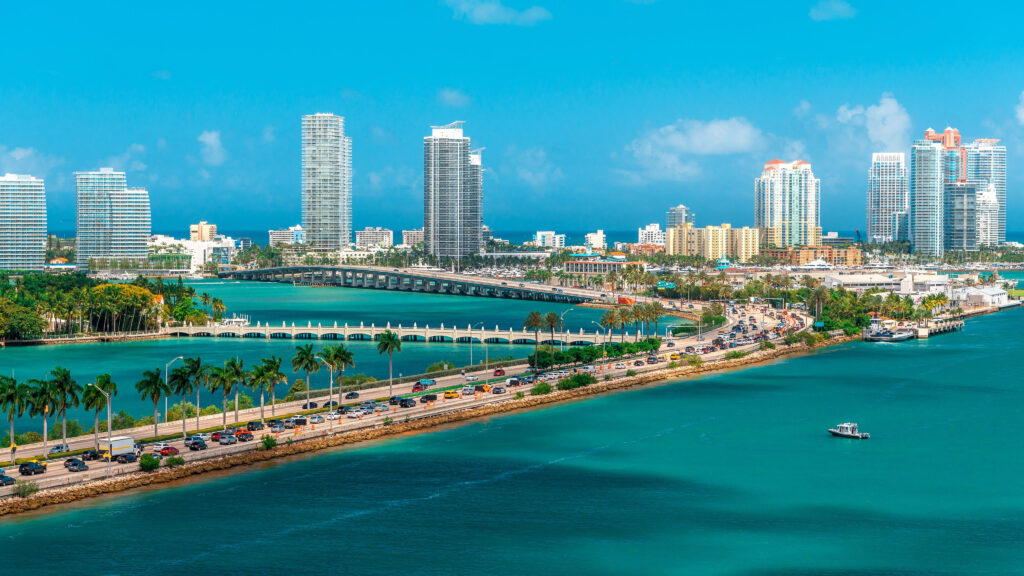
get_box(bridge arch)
[294,332,319,340]
[428,335,454,343]
[216,332,240,338]
[268,332,292,339]
[347,333,373,341]
[242,332,265,338]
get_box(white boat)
[829,422,870,439]
[219,314,251,328]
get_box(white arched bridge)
[163,322,613,346]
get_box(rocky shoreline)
[0,334,859,517]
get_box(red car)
[160,446,179,456]
[210,431,224,442]
[411,383,426,392]
[493,368,505,377]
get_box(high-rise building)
[666,204,695,229]
[189,221,217,242]
[0,173,47,271]
[268,225,305,247]
[402,229,424,247]
[75,168,151,269]
[666,223,760,262]
[963,138,1006,246]
[585,230,607,250]
[867,153,908,244]
[302,113,352,250]
[754,160,821,247]
[944,182,978,252]
[637,223,666,246]
[355,227,394,248]
[909,139,944,257]
[423,122,483,258]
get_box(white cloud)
[437,88,470,107]
[809,0,856,21]
[262,126,276,143]
[622,117,763,183]
[103,143,148,172]
[197,130,226,166]
[0,145,65,177]
[446,0,551,26]
[834,93,911,151]
[784,140,808,161]
[793,100,812,118]
[511,147,564,188]
[1016,91,1024,125]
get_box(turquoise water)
[0,309,1020,574]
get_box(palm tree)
[208,366,232,430]
[376,330,402,396]
[135,369,168,438]
[211,298,226,322]
[28,379,57,455]
[82,374,116,450]
[249,363,269,423]
[224,357,247,424]
[291,344,320,408]
[50,366,83,449]
[261,356,287,417]
[0,376,30,451]
[523,311,543,368]
[616,306,633,342]
[183,357,207,432]
[168,366,194,440]
[321,343,355,408]
[599,309,617,345]
[650,301,666,337]
[543,312,561,347]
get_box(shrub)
[139,453,161,471]
[256,435,276,451]
[625,370,637,377]
[603,374,612,381]
[783,333,801,346]
[800,331,820,346]
[686,355,703,367]
[285,437,293,446]
[514,391,525,399]
[725,350,747,360]
[759,340,776,351]
[556,373,596,391]
[164,456,186,468]
[530,382,553,396]
[383,416,393,427]
[667,361,679,369]
[13,480,39,498]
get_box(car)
[194,433,211,442]
[345,391,360,399]
[461,386,476,396]
[491,386,507,394]
[464,374,479,382]
[115,454,137,464]
[666,342,675,348]
[236,432,254,442]
[411,383,426,392]
[78,449,101,461]
[0,474,15,486]
[18,462,46,476]
[399,398,417,408]
[292,417,308,426]
[160,446,179,456]
[210,432,225,442]
[64,457,86,469]
[302,401,318,409]
[152,442,172,452]
[389,396,401,405]
[219,435,237,445]
[444,390,461,399]
[281,419,296,429]
[347,410,364,418]
[189,439,208,450]
[67,461,89,472]
[308,415,325,424]
[614,363,626,369]
[246,421,265,431]
[633,360,644,367]
[505,377,521,387]
[323,400,339,408]
[48,443,71,455]
[646,356,659,364]
[493,368,506,376]
[374,405,390,415]
[325,411,341,420]
[419,394,438,404]
[269,424,285,433]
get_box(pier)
[917,318,965,338]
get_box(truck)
[100,436,141,460]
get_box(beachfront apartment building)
[75,168,151,270]
[302,113,352,250]
[963,138,1006,246]
[269,225,306,246]
[944,182,978,252]
[909,138,945,257]
[189,221,217,242]
[867,153,908,244]
[754,160,821,247]
[638,223,666,246]
[585,230,607,250]
[423,122,483,258]
[402,228,424,247]
[534,230,566,249]
[665,223,761,263]
[355,226,394,249]
[0,173,47,271]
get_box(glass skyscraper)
[866,153,908,244]
[754,160,821,247]
[423,122,483,258]
[75,168,151,270]
[909,139,944,257]
[302,113,352,250]
[666,204,695,229]
[964,139,1006,246]
[0,173,46,271]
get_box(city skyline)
[2,2,1022,234]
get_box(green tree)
[543,312,562,348]
[183,357,208,434]
[376,330,402,397]
[321,343,354,408]
[208,366,232,430]
[27,378,58,455]
[82,374,116,450]
[49,366,83,449]
[135,369,168,438]
[261,356,287,416]
[523,310,544,369]
[224,357,247,425]
[0,377,31,453]
[168,365,193,440]
[291,344,320,408]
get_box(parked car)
[48,443,70,454]
[18,462,46,476]
[219,435,238,445]
[247,421,265,431]
[236,432,254,442]
[302,401,318,409]
[0,474,15,486]
[115,454,137,464]
[345,391,360,399]
[67,461,89,473]
[189,439,208,451]
[399,398,417,408]
[493,368,506,376]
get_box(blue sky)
[3,0,1023,236]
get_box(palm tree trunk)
[42,416,48,454]
[93,410,100,450]
[10,419,15,451]
[153,402,159,438]
[196,386,201,433]
[222,390,227,430]
[62,410,68,448]
[260,388,265,422]
[305,369,311,406]
[182,393,187,440]
[234,386,239,424]
[271,386,276,417]
[388,353,394,397]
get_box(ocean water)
[0,308,1020,574]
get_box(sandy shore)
[0,334,859,517]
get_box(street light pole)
[471,323,485,369]
[165,356,183,424]
[591,321,606,358]
[315,356,334,427]
[559,308,574,352]
[88,383,112,478]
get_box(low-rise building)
[954,286,1008,307]
[823,273,902,293]
[149,234,237,273]
[638,223,665,246]
[535,230,566,249]
[563,253,642,279]
[355,226,394,249]
[402,228,424,247]
[189,221,218,242]
[585,230,607,250]
[760,245,862,266]
[269,225,305,247]
[665,223,760,262]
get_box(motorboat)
[863,330,914,343]
[828,422,870,439]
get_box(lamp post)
[316,355,334,419]
[471,323,487,370]
[88,382,112,478]
[559,308,575,352]
[165,356,183,424]
[591,321,606,358]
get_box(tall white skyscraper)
[302,113,352,250]
[909,139,944,257]
[754,160,821,247]
[867,153,908,244]
[423,121,483,258]
[75,168,151,269]
[963,138,1006,246]
[0,173,47,271]
[666,204,694,229]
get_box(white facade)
[268,225,305,246]
[355,227,394,249]
[75,168,151,270]
[423,122,483,258]
[302,113,352,250]
[585,229,607,250]
[867,153,908,244]
[964,139,1006,246]
[149,234,237,273]
[535,230,566,249]
[954,286,1008,307]
[0,173,46,271]
[754,160,821,247]
[402,229,424,247]
[909,140,944,257]
[637,223,665,246]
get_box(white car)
[193,433,211,442]
[151,442,172,452]
[309,415,325,424]
[464,374,479,381]
[613,363,626,369]
[462,386,477,396]
[347,410,363,419]
[325,411,341,420]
